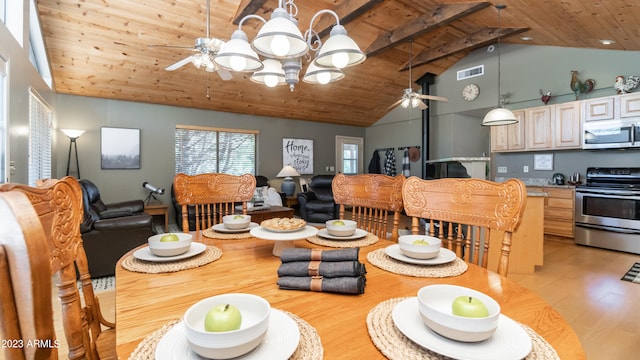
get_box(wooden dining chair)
[332,173,406,241]
[0,177,116,359]
[0,191,57,360]
[173,173,257,232]
[402,177,527,276]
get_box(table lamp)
[277,165,300,196]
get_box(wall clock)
[462,83,480,101]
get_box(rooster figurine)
[614,75,640,94]
[570,70,595,100]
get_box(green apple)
[233,215,245,220]
[159,233,179,242]
[412,239,430,245]
[332,220,345,226]
[451,296,489,318]
[204,304,242,332]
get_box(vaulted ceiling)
[36,0,639,127]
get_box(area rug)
[77,275,116,292]
[621,262,640,284]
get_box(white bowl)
[418,284,500,342]
[147,233,192,257]
[184,293,271,359]
[398,235,441,259]
[223,214,251,229]
[325,219,357,237]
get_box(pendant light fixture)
[482,4,517,126]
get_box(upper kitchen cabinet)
[490,110,525,152]
[525,105,554,149]
[584,93,640,121]
[554,101,582,148]
[620,92,640,118]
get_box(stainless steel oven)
[575,167,640,254]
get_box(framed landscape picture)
[101,127,141,169]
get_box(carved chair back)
[332,174,406,241]
[402,177,527,276]
[173,173,257,232]
[0,177,115,360]
[0,191,56,360]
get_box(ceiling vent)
[457,65,484,81]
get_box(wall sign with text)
[282,138,313,174]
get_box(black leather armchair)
[79,179,153,278]
[297,175,339,223]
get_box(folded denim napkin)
[279,248,359,262]
[277,276,366,294]
[277,261,366,278]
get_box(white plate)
[133,242,207,262]
[155,309,300,360]
[317,228,368,240]
[250,225,318,241]
[385,245,456,265]
[211,222,259,233]
[392,298,532,360]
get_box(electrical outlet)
[523,166,529,173]
[497,166,507,173]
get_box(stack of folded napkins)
[276,248,366,294]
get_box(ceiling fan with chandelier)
[149,0,232,80]
[388,40,448,110]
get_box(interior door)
[335,136,363,175]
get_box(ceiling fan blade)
[387,98,403,110]
[415,94,449,102]
[216,67,233,81]
[165,56,194,71]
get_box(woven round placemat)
[366,297,560,360]
[128,310,323,360]
[121,246,222,274]
[367,248,467,278]
[306,232,378,248]
[203,227,253,240]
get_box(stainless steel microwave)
[583,118,640,149]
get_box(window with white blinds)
[28,89,52,186]
[175,125,257,176]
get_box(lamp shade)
[252,8,308,59]
[61,129,85,139]
[314,25,366,69]
[303,61,344,84]
[277,165,300,178]
[482,107,518,126]
[250,59,286,87]
[214,30,263,72]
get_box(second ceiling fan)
[388,40,448,110]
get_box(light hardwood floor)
[45,236,639,360]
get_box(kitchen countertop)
[425,157,490,163]
[494,177,579,189]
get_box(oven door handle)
[576,223,640,235]
[576,188,640,197]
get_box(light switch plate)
[523,166,529,173]
[497,166,507,173]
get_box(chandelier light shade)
[252,8,309,59]
[482,4,518,126]
[214,29,263,72]
[215,0,364,91]
[251,59,286,87]
[303,61,344,84]
[314,25,366,69]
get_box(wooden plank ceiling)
[37,0,640,127]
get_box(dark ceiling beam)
[365,2,491,57]
[315,0,385,39]
[400,27,529,70]
[232,0,268,24]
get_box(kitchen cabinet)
[527,186,575,238]
[490,110,525,152]
[491,101,581,152]
[620,92,640,118]
[583,96,615,121]
[487,195,544,274]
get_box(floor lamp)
[61,129,85,178]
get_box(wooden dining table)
[115,232,586,359]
